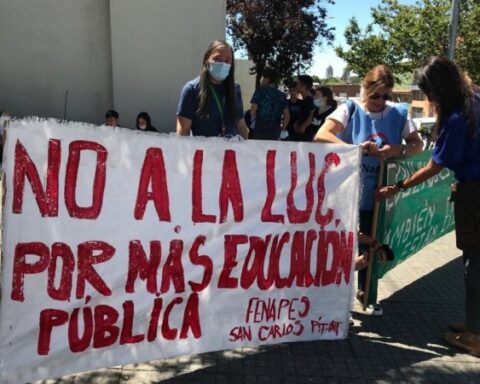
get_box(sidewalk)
[33,231,480,384]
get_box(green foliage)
[322,77,344,84]
[456,0,480,84]
[336,0,480,83]
[227,0,335,88]
[335,18,395,79]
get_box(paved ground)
[32,231,480,384]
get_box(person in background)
[136,112,157,132]
[308,86,338,141]
[376,56,480,356]
[249,66,289,140]
[287,75,315,142]
[314,64,423,315]
[176,40,248,139]
[356,233,388,271]
[105,110,119,128]
[243,109,254,139]
[284,80,301,141]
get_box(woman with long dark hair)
[377,56,480,357]
[136,112,157,132]
[176,40,248,138]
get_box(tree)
[227,0,335,88]
[455,0,480,84]
[322,77,344,85]
[336,0,480,83]
[335,18,395,79]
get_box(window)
[411,107,424,118]
[412,90,425,101]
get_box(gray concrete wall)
[235,59,256,112]
[0,0,225,129]
[0,0,113,124]
[110,0,226,131]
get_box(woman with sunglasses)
[377,57,480,357]
[314,64,423,315]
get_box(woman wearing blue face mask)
[176,40,249,139]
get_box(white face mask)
[280,130,289,140]
[139,124,147,130]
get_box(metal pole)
[447,0,460,61]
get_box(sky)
[309,0,418,78]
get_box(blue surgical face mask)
[208,62,231,82]
[314,99,323,108]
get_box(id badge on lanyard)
[209,84,226,136]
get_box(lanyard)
[209,84,226,136]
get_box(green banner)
[367,150,455,304]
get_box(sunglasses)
[368,93,392,101]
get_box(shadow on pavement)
[137,255,477,384]
[33,255,479,384]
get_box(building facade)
[329,84,360,98]
[0,0,225,131]
[410,87,435,118]
[234,59,256,112]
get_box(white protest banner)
[0,119,360,383]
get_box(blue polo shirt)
[176,77,244,137]
[432,105,480,182]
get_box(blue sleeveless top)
[338,101,408,210]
